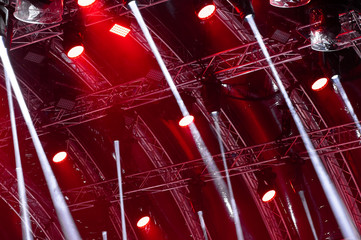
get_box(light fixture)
[179,115,194,127]
[14,0,63,24]
[194,0,216,20]
[137,216,150,228]
[258,180,276,202]
[270,0,310,8]
[78,0,96,7]
[256,170,277,202]
[229,0,254,20]
[311,77,329,91]
[63,23,84,59]
[53,151,68,163]
[201,74,222,114]
[310,7,341,52]
[110,23,131,37]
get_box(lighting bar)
[110,24,131,37]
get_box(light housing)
[270,0,310,8]
[230,0,254,20]
[310,8,341,52]
[63,24,84,59]
[258,180,277,202]
[194,0,216,20]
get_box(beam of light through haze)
[332,75,361,138]
[114,140,127,240]
[5,72,33,240]
[0,37,81,240]
[128,1,239,232]
[246,15,359,239]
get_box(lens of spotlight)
[262,190,276,202]
[198,4,216,20]
[179,115,194,127]
[53,151,67,163]
[137,216,150,228]
[78,0,96,7]
[67,45,84,58]
[311,77,328,91]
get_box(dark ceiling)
[0,0,361,239]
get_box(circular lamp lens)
[67,45,84,58]
[198,4,216,20]
[179,115,194,127]
[262,190,276,202]
[53,151,67,163]
[137,216,150,228]
[78,0,96,7]
[311,77,328,91]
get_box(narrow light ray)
[332,75,361,138]
[114,140,127,240]
[0,37,81,240]
[128,0,234,218]
[102,231,108,240]
[299,191,318,240]
[246,15,359,239]
[5,72,33,240]
[197,211,209,240]
[212,112,244,240]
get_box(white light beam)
[5,72,33,240]
[0,37,81,240]
[246,15,359,239]
[114,140,127,240]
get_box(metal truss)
[0,161,64,239]
[193,91,291,240]
[130,114,205,240]
[278,63,361,232]
[63,121,361,208]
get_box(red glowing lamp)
[311,77,328,91]
[179,115,194,127]
[197,4,216,20]
[78,0,96,7]
[137,216,150,228]
[261,189,276,202]
[67,45,84,59]
[53,151,68,163]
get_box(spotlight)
[256,170,276,202]
[229,0,254,20]
[201,74,222,114]
[14,0,63,24]
[258,180,276,202]
[63,24,84,59]
[179,115,194,127]
[270,0,310,8]
[53,151,68,163]
[110,23,131,37]
[311,77,329,91]
[137,216,150,228]
[310,7,341,52]
[194,0,216,20]
[78,0,96,7]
